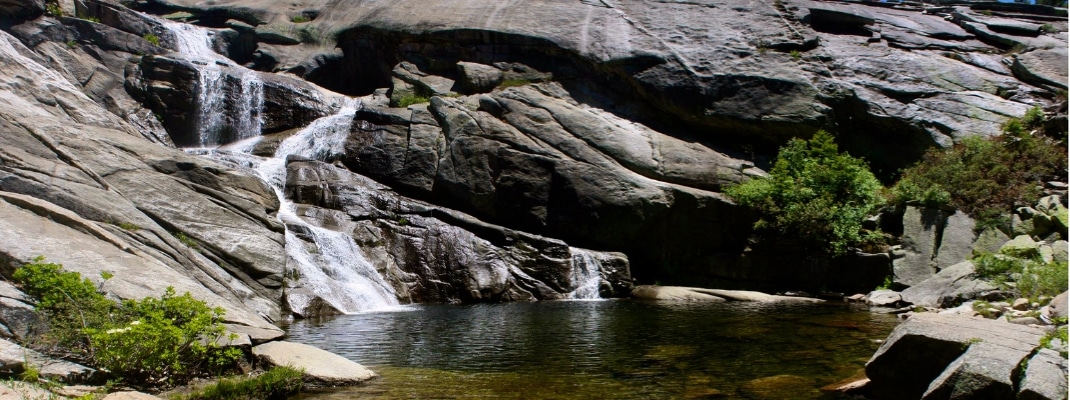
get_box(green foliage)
[13,256,116,355]
[44,1,62,17]
[972,253,1068,302]
[117,222,141,231]
[1040,24,1057,33]
[725,130,884,255]
[1040,325,1068,358]
[890,108,1067,228]
[14,259,241,387]
[171,366,305,400]
[175,232,199,250]
[291,15,310,23]
[789,50,802,60]
[86,288,241,384]
[875,275,893,290]
[143,34,161,47]
[65,40,78,49]
[396,94,430,108]
[19,362,41,383]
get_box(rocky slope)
[0,0,1067,320]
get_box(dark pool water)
[283,300,899,400]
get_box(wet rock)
[253,341,377,385]
[739,374,818,400]
[283,159,633,311]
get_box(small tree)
[726,130,884,255]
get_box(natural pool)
[283,300,899,399]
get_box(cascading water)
[568,249,604,300]
[164,20,263,147]
[202,99,400,314]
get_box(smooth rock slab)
[631,285,725,302]
[867,290,904,307]
[253,341,377,385]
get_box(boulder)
[865,313,1045,400]
[973,228,1010,257]
[921,341,1025,399]
[456,62,502,94]
[866,290,904,307]
[1050,291,1068,320]
[1000,235,1040,259]
[1017,348,1068,400]
[252,341,378,385]
[893,207,942,287]
[900,261,997,308]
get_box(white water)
[568,249,604,300]
[164,17,400,314]
[165,21,263,147]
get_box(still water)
[283,300,899,400]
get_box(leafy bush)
[13,257,116,356]
[972,252,1068,301]
[14,259,241,387]
[891,108,1067,228]
[725,130,884,255]
[172,366,305,400]
[143,34,161,47]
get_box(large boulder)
[252,341,377,385]
[865,313,1048,400]
[893,207,979,288]
[1017,349,1068,400]
[900,261,997,308]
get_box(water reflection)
[284,300,898,399]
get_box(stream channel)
[282,300,898,400]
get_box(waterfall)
[568,249,604,300]
[166,14,396,313]
[164,20,263,147]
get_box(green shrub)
[171,366,305,400]
[396,94,430,108]
[291,15,309,23]
[891,108,1067,228]
[972,253,1068,302]
[86,287,242,384]
[14,259,241,387]
[13,257,116,356]
[725,130,884,255]
[789,50,802,60]
[44,1,62,17]
[1040,325,1068,358]
[143,34,161,47]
